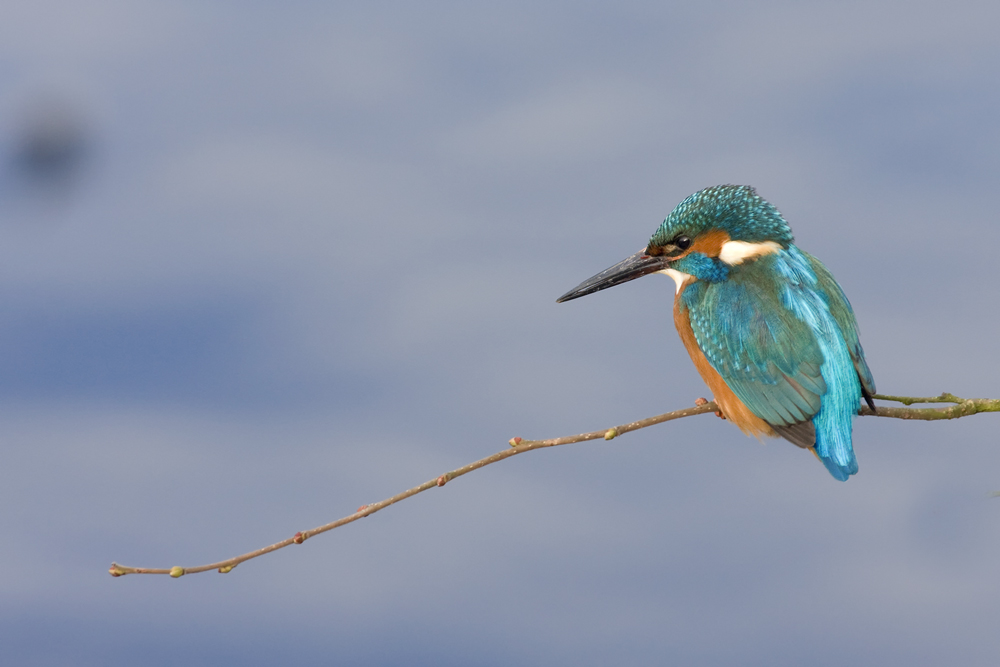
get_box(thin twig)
[866,393,1000,419]
[109,392,998,578]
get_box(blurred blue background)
[1,2,999,665]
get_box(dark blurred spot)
[15,107,87,178]
[6,98,91,207]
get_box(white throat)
[657,268,694,294]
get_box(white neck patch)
[718,240,782,265]
[657,268,694,294]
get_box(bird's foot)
[695,397,726,420]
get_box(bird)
[557,185,876,481]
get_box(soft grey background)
[1,2,998,665]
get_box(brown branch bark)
[109,392,998,579]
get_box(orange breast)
[673,283,775,439]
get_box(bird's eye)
[675,236,692,251]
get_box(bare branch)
[109,392,998,579]
[867,393,1000,419]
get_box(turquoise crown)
[649,185,795,248]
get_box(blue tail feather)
[815,432,859,482]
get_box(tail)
[812,406,859,481]
[813,440,858,481]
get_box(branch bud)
[508,437,522,447]
[169,566,185,578]
[604,428,618,440]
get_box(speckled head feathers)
[649,185,794,249]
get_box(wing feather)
[678,245,871,481]
[682,258,826,438]
[806,252,877,401]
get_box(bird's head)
[557,185,794,302]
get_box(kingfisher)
[557,185,876,481]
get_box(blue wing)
[681,245,868,481]
[806,252,876,400]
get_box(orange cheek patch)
[687,229,730,258]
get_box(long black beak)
[556,250,670,303]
